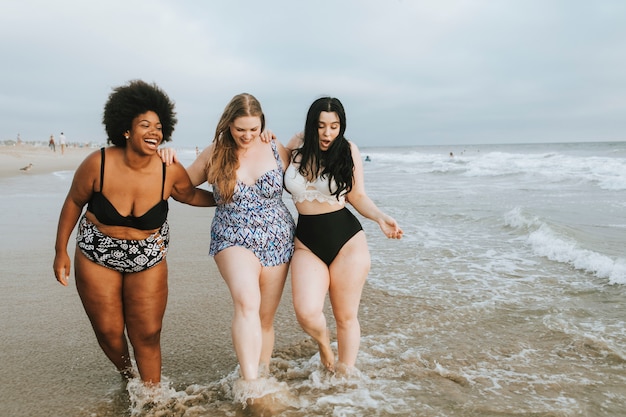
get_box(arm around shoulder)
[286,132,304,152]
[186,144,212,187]
[169,162,215,207]
[275,139,292,170]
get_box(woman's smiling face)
[128,111,162,152]
[230,116,262,149]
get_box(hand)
[157,147,179,165]
[260,129,276,143]
[286,132,304,150]
[53,252,71,286]
[379,215,403,239]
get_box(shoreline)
[0,144,101,179]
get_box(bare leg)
[258,263,289,370]
[74,250,133,377]
[215,247,264,381]
[291,241,335,371]
[328,231,370,369]
[124,261,168,385]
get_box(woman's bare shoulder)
[348,140,362,157]
[76,147,105,171]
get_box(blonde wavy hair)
[206,93,265,202]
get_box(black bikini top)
[87,148,169,230]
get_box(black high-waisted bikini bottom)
[295,207,363,266]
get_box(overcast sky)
[2,0,626,148]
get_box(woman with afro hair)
[53,80,215,386]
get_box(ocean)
[1,141,624,416]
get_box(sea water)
[1,141,625,416]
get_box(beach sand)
[0,144,95,178]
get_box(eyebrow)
[139,119,162,125]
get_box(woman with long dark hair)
[285,97,403,375]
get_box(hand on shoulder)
[260,129,276,143]
[286,132,304,150]
[157,147,179,166]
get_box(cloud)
[1,0,626,146]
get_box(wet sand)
[0,143,310,416]
[0,144,95,178]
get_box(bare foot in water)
[334,361,361,379]
[318,328,335,372]
[120,366,138,381]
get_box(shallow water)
[1,141,625,416]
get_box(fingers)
[164,149,174,165]
[260,129,276,143]
[54,267,70,286]
[385,220,403,239]
[157,148,178,165]
[387,229,403,239]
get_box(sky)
[2,0,626,148]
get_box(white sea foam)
[366,145,626,190]
[504,208,625,284]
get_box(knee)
[294,307,320,328]
[260,316,275,332]
[334,314,359,331]
[259,308,277,330]
[233,296,261,318]
[93,324,125,345]
[142,330,162,347]
[129,325,162,347]
[137,330,162,349]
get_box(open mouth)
[144,138,159,147]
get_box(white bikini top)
[284,162,346,206]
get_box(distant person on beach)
[182,93,295,384]
[49,135,56,152]
[17,133,22,144]
[53,80,215,387]
[59,132,67,154]
[284,97,403,375]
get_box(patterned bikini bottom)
[76,215,169,273]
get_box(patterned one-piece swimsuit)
[209,140,296,266]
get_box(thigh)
[214,246,263,306]
[291,239,331,312]
[328,231,370,316]
[74,248,124,331]
[258,263,289,318]
[123,261,168,333]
